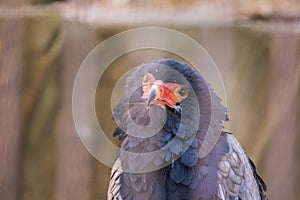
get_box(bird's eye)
[178,88,185,96]
[142,73,156,85]
[142,75,149,84]
[177,87,188,98]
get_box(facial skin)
[142,73,189,109]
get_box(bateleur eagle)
[108,59,267,200]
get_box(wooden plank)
[19,15,62,200]
[0,18,23,200]
[53,22,98,200]
[263,33,299,200]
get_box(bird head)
[141,73,189,111]
[112,59,227,146]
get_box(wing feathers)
[108,158,122,200]
[217,133,267,200]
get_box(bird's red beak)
[142,73,188,109]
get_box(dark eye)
[142,73,155,85]
[142,75,149,84]
[177,87,188,98]
[178,88,186,96]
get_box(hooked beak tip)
[147,87,157,108]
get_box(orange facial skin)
[142,73,189,109]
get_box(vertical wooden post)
[0,19,23,200]
[19,15,63,200]
[53,22,97,200]
[263,33,299,200]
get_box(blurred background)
[1,0,300,200]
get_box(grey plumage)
[108,59,267,200]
